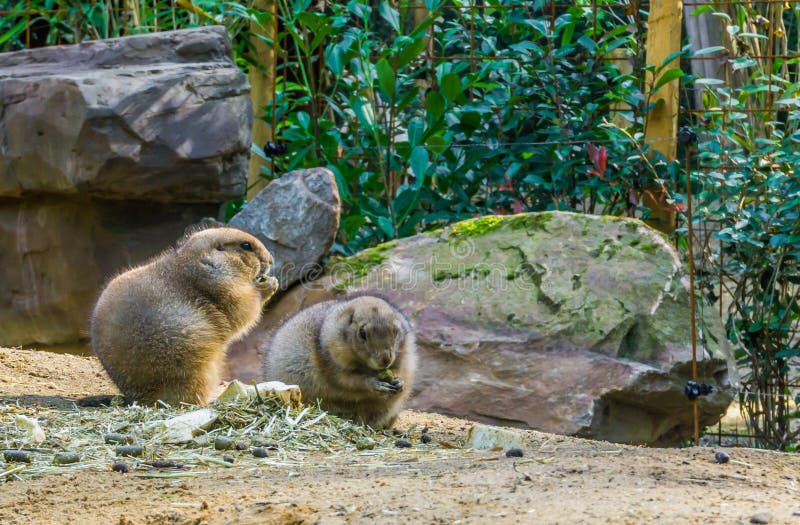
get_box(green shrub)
[259,0,669,254]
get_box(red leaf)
[587,144,607,179]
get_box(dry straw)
[0,388,383,482]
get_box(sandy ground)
[1,348,799,525]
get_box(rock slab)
[0,26,250,202]
[229,167,340,291]
[237,211,735,446]
[0,198,220,347]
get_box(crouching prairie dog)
[264,295,416,428]
[90,226,279,406]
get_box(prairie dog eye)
[358,327,367,341]
[216,244,224,251]
[240,241,253,252]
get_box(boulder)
[0,26,250,202]
[232,211,735,445]
[229,168,340,291]
[0,198,219,348]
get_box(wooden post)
[642,0,683,234]
[247,0,278,200]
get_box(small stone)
[3,450,31,463]
[420,426,429,434]
[750,512,772,524]
[394,439,412,448]
[53,452,80,465]
[223,454,235,464]
[505,448,524,458]
[252,447,269,458]
[235,442,248,451]
[420,434,432,444]
[356,437,376,451]
[466,424,523,451]
[111,461,129,473]
[115,445,143,457]
[714,451,730,464]
[214,436,233,451]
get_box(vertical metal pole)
[685,143,699,446]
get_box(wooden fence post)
[247,0,278,200]
[642,0,683,234]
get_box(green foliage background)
[5,0,800,450]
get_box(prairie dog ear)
[340,305,356,326]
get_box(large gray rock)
[229,168,340,291]
[0,199,220,349]
[0,26,250,201]
[232,212,735,446]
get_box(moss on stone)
[448,215,506,239]
[324,239,399,290]
[345,240,397,275]
[446,212,554,242]
[507,212,554,232]
[638,242,661,255]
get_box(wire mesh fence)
[4,0,800,449]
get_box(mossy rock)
[252,211,734,446]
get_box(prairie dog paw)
[370,378,403,394]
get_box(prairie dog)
[264,295,416,428]
[90,227,279,406]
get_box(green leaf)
[693,45,726,56]
[410,146,429,184]
[353,98,377,134]
[776,98,800,107]
[738,33,768,40]
[560,20,575,47]
[459,111,481,130]
[775,348,800,359]
[376,58,396,98]
[394,185,421,221]
[426,91,445,120]
[426,134,448,155]
[0,18,26,46]
[407,118,424,148]
[653,68,684,91]
[440,73,462,102]
[378,1,400,33]
[376,216,395,238]
[397,37,426,69]
[732,57,757,71]
[297,111,311,130]
[325,43,346,75]
[694,77,725,85]
[690,5,714,16]
[660,50,683,69]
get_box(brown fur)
[263,296,417,429]
[90,227,279,406]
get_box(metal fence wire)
[3,0,800,449]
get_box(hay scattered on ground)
[0,392,389,482]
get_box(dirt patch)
[0,347,117,407]
[1,348,799,524]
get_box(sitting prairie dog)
[264,295,417,428]
[90,226,279,406]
